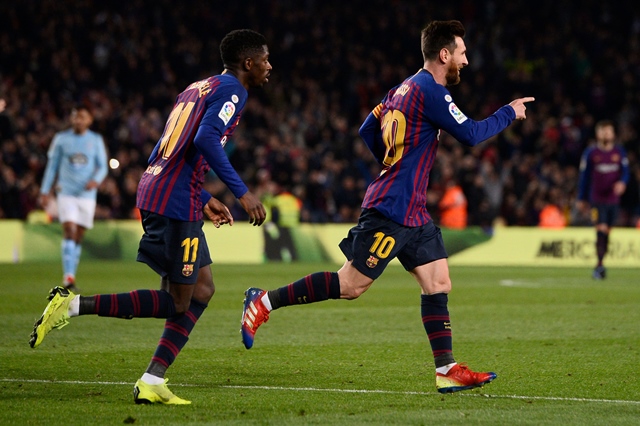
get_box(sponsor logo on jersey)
[448,103,468,124]
[182,264,194,277]
[366,255,379,268]
[595,163,620,173]
[218,101,236,125]
[69,153,88,166]
[145,165,163,176]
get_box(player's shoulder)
[216,73,243,85]
[411,70,450,102]
[53,129,74,142]
[86,129,105,143]
[216,74,247,97]
[386,70,441,103]
[614,144,628,155]
[192,74,246,105]
[182,74,240,95]
[412,69,443,88]
[56,128,74,136]
[197,73,240,91]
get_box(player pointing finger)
[240,20,531,396]
[509,96,535,120]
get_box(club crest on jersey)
[218,101,236,125]
[182,264,194,277]
[366,255,379,268]
[448,103,468,124]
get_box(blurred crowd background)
[1,0,639,229]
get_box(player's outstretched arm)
[509,97,535,120]
[238,192,266,226]
[203,197,234,228]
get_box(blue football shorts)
[137,210,212,284]
[339,208,448,280]
[593,204,619,227]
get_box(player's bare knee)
[422,277,452,295]
[167,286,195,314]
[434,278,452,293]
[340,283,367,300]
[337,264,373,300]
[196,281,215,302]
[193,266,214,302]
[341,289,359,300]
[173,300,191,315]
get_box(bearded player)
[241,20,534,394]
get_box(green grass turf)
[0,261,639,425]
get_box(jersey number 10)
[380,110,407,167]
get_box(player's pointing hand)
[509,97,535,120]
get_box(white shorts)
[56,195,97,229]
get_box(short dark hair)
[421,20,466,62]
[595,119,615,131]
[71,104,91,116]
[220,29,267,69]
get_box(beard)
[445,61,461,86]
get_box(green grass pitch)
[1,261,639,425]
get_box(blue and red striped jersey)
[359,69,516,227]
[577,145,629,204]
[137,74,249,221]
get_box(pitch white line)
[499,279,541,288]
[1,378,639,405]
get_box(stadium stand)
[1,0,639,227]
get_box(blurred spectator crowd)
[1,0,639,228]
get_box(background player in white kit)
[39,105,108,292]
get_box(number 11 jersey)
[137,74,249,221]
